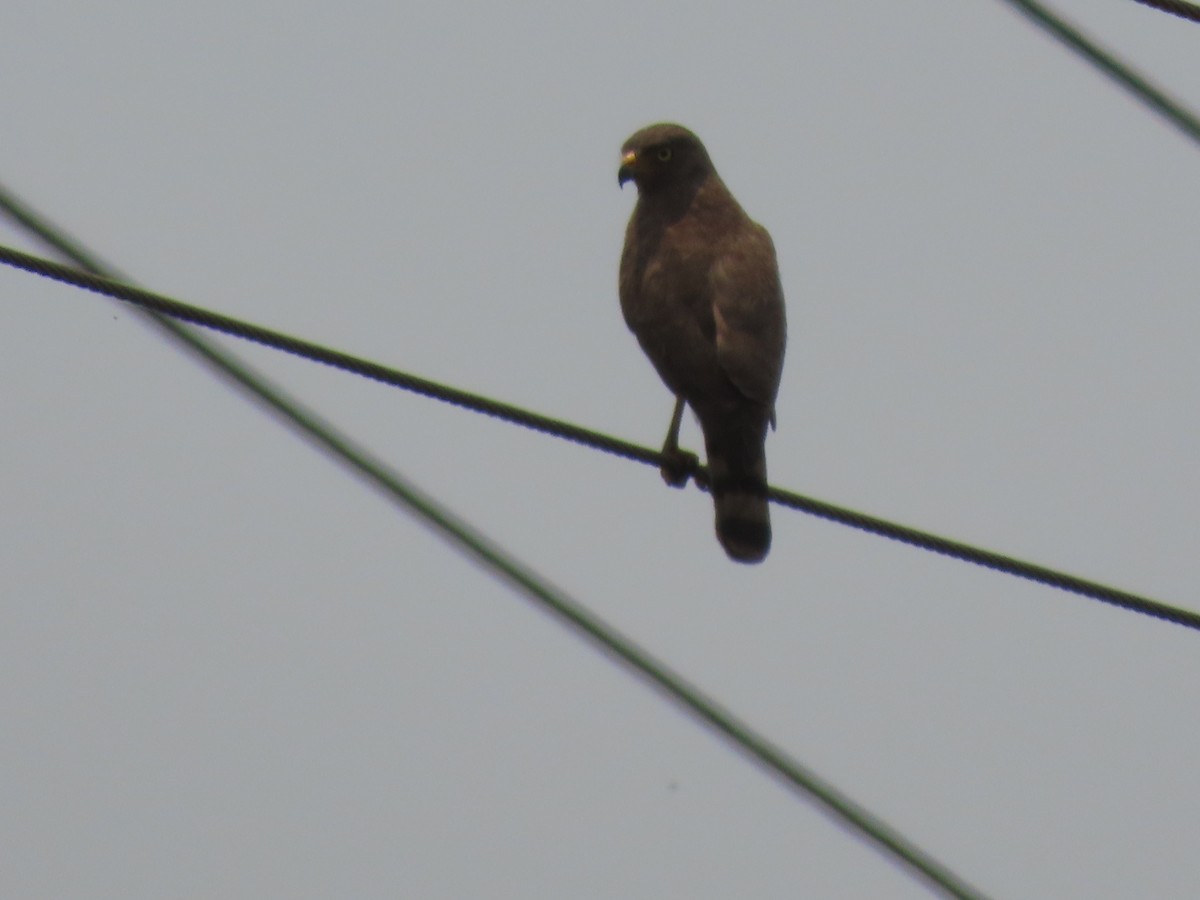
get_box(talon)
[657,396,695,487]
[660,446,698,488]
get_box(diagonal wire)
[996,0,1200,145]
[0,185,990,900]
[0,183,361,454]
[769,488,1200,628]
[0,235,659,465]
[1,237,1196,632]
[1126,0,1200,24]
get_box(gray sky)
[3,1,1199,897]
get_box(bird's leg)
[659,396,699,488]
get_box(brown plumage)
[618,123,787,563]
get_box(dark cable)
[0,188,990,900]
[0,185,347,443]
[769,488,1200,629]
[996,0,1200,146]
[1,239,1194,632]
[1127,0,1200,24]
[0,221,658,466]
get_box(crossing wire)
[1,238,1196,632]
[0,185,990,900]
[998,0,1200,146]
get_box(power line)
[0,188,990,900]
[0,184,356,453]
[773,490,1200,628]
[0,237,659,465]
[1127,0,1200,24]
[997,0,1200,146]
[1,239,1195,632]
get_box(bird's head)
[618,123,714,194]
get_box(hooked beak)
[617,150,638,187]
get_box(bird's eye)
[656,147,673,161]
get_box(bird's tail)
[703,417,771,563]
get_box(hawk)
[618,123,787,563]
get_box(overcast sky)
[3,2,1200,897]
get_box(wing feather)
[709,223,787,420]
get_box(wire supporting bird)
[618,123,787,563]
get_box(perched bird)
[618,123,786,563]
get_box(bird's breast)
[621,218,715,324]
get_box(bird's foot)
[659,445,699,489]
